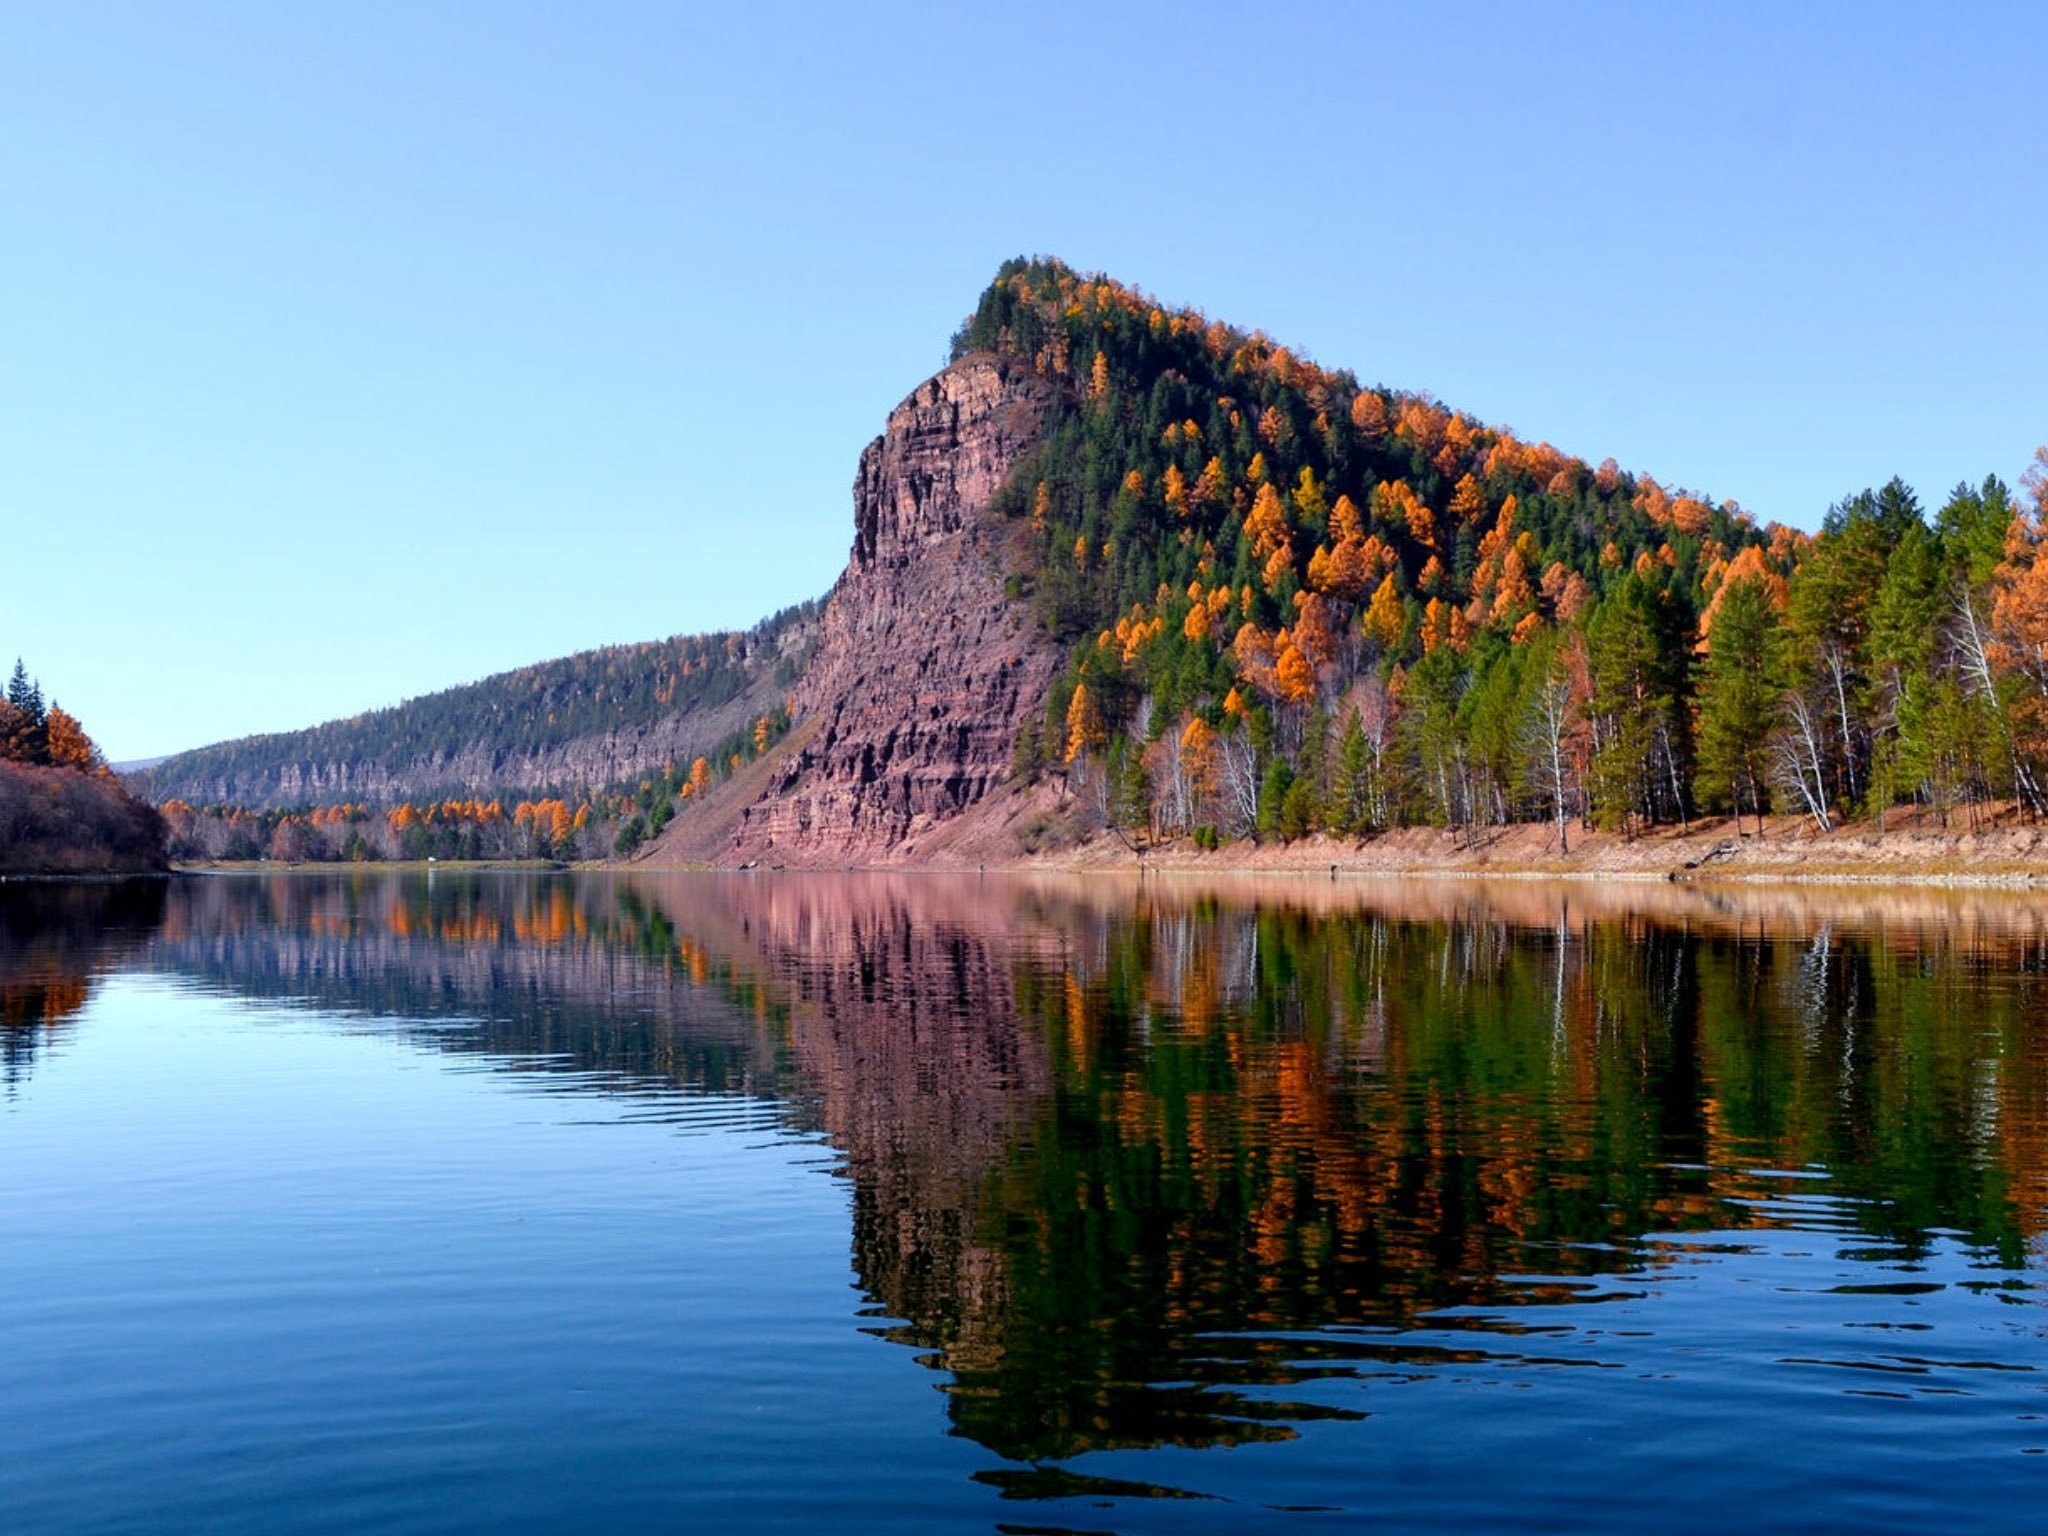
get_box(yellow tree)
[1491,547,1535,627]
[1065,681,1107,765]
[1365,574,1406,652]
[1448,473,1483,529]
[1330,493,1365,545]
[1162,463,1189,517]
[1245,482,1292,562]
[1292,591,1341,675]
[1292,467,1328,529]
[1232,625,1280,699]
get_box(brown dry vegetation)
[0,761,169,876]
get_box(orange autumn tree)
[43,704,104,773]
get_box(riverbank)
[1025,811,2048,886]
[164,809,2048,889]
[171,859,566,874]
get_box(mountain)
[150,257,2036,865]
[643,257,1779,864]
[135,603,820,812]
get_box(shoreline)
[108,812,2048,891]
[968,805,2048,889]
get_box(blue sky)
[6,2,2044,761]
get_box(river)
[3,870,2044,1532]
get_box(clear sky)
[6,1,2044,762]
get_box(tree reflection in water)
[56,869,2048,1467]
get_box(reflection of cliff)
[127,871,2048,1465]
[0,880,166,1092]
[621,874,2048,1462]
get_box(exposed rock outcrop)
[662,353,1066,866]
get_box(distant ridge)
[135,602,819,811]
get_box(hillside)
[643,258,1795,866]
[0,761,168,875]
[136,603,819,812]
[0,663,167,875]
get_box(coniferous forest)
[967,260,2047,849]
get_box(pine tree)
[1694,577,1779,834]
[3,660,48,764]
[1331,709,1372,836]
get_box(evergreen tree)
[1331,709,1372,836]
[1695,578,1779,834]
[3,659,48,765]
[1585,577,1671,832]
[1256,759,1295,840]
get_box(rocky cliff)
[653,354,1067,866]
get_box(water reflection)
[116,873,2048,1470]
[13,869,2048,1518]
[0,879,164,1094]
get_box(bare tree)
[1772,688,1835,832]
[1219,729,1261,838]
[1520,663,1578,853]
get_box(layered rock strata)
[707,354,1066,864]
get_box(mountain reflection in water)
[16,872,2048,1531]
[90,869,2048,1480]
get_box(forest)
[960,259,2048,848]
[158,701,793,864]
[139,601,818,812]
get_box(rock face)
[702,354,1066,865]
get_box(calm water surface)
[2,871,2046,1533]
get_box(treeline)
[0,659,108,774]
[966,259,2048,844]
[142,601,819,808]
[161,705,794,863]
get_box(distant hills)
[135,602,818,812]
